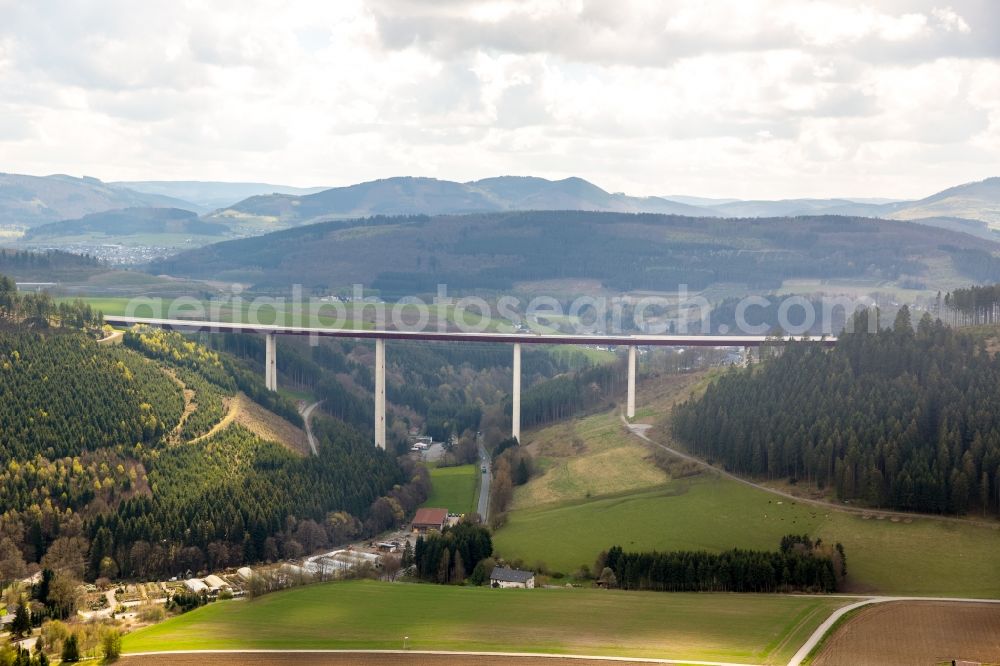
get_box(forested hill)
[0,248,104,281]
[150,211,1000,295]
[23,207,227,240]
[0,278,417,591]
[672,308,1000,515]
[0,329,183,460]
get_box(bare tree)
[47,572,82,618]
[598,567,617,589]
[325,511,361,546]
[294,519,327,554]
[490,460,514,515]
[382,554,402,582]
[41,536,88,579]
[0,537,26,588]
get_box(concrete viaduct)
[105,316,835,450]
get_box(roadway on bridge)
[104,315,833,348]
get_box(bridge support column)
[265,333,277,391]
[375,337,386,450]
[627,345,636,419]
[512,342,521,442]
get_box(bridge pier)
[627,345,636,419]
[265,333,277,391]
[375,337,386,450]
[512,342,521,442]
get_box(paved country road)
[300,401,322,456]
[477,436,491,520]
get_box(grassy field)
[545,345,617,367]
[122,580,848,664]
[121,655,680,666]
[65,296,370,329]
[514,371,706,508]
[61,296,139,316]
[425,302,601,336]
[776,278,941,300]
[515,411,669,507]
[424,464,479,515]
[495,471,1000,597]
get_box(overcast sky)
[1,0,998,199]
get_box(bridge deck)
[104,316,836,347]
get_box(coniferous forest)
[944,284,1000,326]
[600,535,845,593]
[672,307,1000,514]
[0,274,417,587]
[413,522,494,584]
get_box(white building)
[184,578,209,594]
[203,574,231,594]
[303,549,381,577]
[489,566,535,589]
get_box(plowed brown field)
[813,600,1000,666]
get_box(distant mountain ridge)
[4,171,1000,246]
[207,175,716,227]
[469,175,711,215]
[704,198,894,218]
[23,207,228,240]
[113,180,330,210]
[885,176,1000,225]
[692,178,1000,229]
[209,174,1000,232]
[0,173,201,226]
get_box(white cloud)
[0,0,995,198]
[932,6,972,33]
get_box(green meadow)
[124,579,847,664]
[424,464,479,515]
[63,296,370,329]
